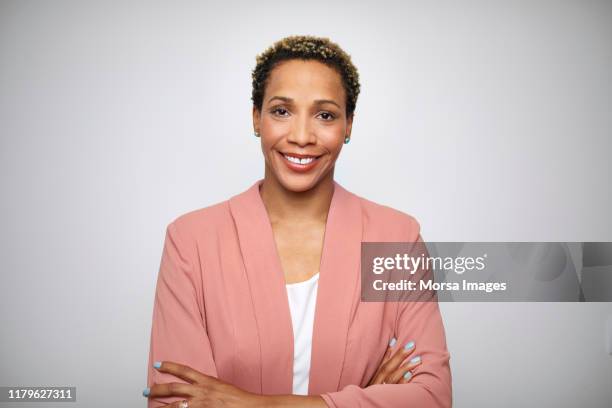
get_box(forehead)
[264,59,345,103]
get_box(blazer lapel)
[229,178,363,396]
[229,179,294,394]
[308,180,362,394]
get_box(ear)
[345,113,354,138]
[252,106,261,134]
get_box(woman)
[144,35,452,407]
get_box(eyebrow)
[267,96,341,109]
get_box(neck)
[259,169,335,224]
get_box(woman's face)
[253,59,353,193]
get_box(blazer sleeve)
[320,222,452,408]
[146,222,218,408]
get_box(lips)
[277,151,322,173]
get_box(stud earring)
[344,136,350,144]
[254,131,260,138]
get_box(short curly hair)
[251,35,361,117]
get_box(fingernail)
[404,371,412,380]
[410,356,421,364]
[153,361,162,369]
[389,337,397,347]
[403,341,415,351]
[142,387,150,397]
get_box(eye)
[317,111,335,121]
[270,107,290,117]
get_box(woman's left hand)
[367,339,422,386]
[146,361,260,407]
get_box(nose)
[287,116,316,146]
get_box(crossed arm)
[145,223,451,407]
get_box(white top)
[285,272,320,395]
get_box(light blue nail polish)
[389,337,397,347]
[404,341,415,351]
[410,356,421,364]
[142,387,150,397]
[153,361,162,369]
[404,371,412,380]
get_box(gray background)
[1,0,611,406]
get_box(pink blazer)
[146,178,452,407]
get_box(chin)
[276,172,321,193]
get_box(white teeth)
[283,154,315,165]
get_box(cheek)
[260,116,290,138]
[260,120,287,153]
[318,126,345,153]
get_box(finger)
[387,355,423,384]
[368,337,399,385]
[378,340,416,383]
[153,361,212,385]
[381,337,397,363]
[398,369,413,384]
[148,382,197,399]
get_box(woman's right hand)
[367,337,422,386]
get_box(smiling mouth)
[279,152,322,165]
[276,150,324,173]
[283,154,317,165]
